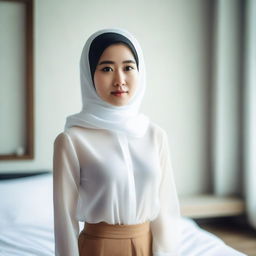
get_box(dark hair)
[88,32,139,83]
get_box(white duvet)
[0,173,247,256]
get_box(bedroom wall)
[0,0,214,196]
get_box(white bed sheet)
[0,173,247,256]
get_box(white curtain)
[212,0,256,228]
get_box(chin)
[112,103,127,107]
[109,100,128,107]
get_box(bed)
[0,171,247,256]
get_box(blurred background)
[0,0,255,254]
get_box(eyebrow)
[97,60,136,65]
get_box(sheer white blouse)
[53,121,181,256]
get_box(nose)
[113,70,126,87]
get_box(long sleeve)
[53,132,80,256]
[150,130,181,256]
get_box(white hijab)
[64,28,149,138]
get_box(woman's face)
[93,43,139,106]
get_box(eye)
[124,65,135,71]
[101,66,113,72]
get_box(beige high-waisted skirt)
[78,221,153,256]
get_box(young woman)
[53,28,181,256]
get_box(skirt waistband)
[82,221,151,239]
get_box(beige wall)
[0,0,213,196]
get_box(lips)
[111,90,128,95]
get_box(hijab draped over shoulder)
[64,28,149,138]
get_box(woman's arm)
[53,132,80,256]
[150,129,181,256]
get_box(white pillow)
[0,173,53,227]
